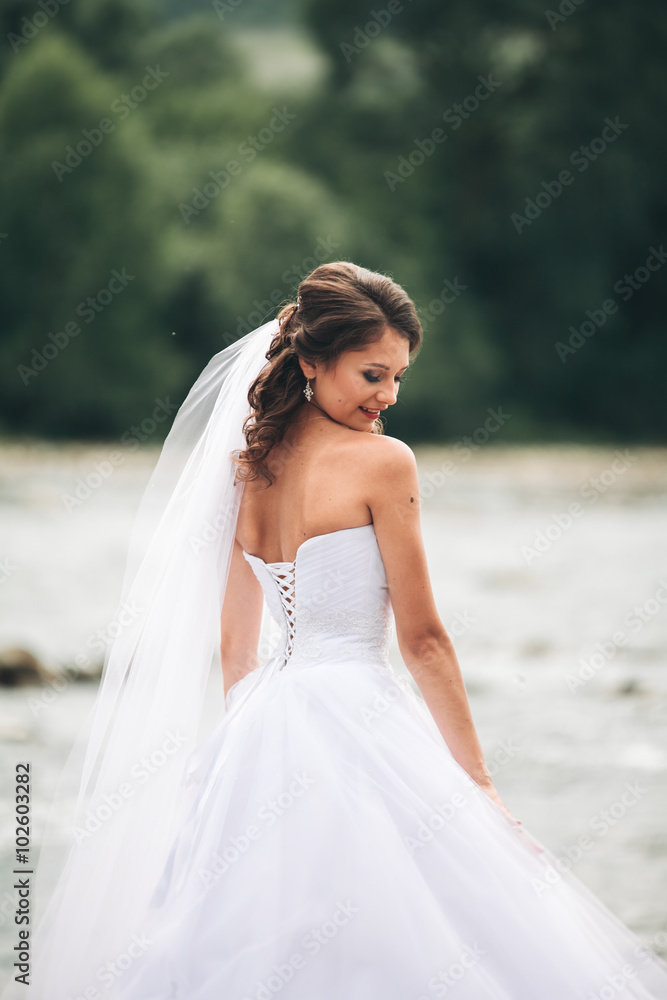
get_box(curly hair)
[231,261,422,487]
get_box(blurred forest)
[0,0,665,444]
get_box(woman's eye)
[363,372,405,384]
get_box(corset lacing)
[264,562,296,668]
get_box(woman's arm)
[365,436,517,820]
[219,538,265,697]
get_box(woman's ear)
[297,356,317,380]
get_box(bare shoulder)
[321,424,415,475]
[353,433,447,655]
[334,428,416,469]
[355,433,419,501]
[361,431,416,462]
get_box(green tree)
[300,0,667,442]
[0,33,183,437]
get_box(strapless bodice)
[242,523,393,670]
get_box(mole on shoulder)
[410,496,414,502]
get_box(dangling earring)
[304,379,314,402]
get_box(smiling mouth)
[360,406,381,415]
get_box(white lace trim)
[296,604,392,663]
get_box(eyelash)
[363,373,405,384]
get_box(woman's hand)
[474,775,519,821]
[473,775,545,853]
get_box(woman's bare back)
[235,412,377,563]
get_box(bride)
[229,265,509,817]
[18,263,667,999]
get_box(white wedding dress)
[108,523,667,999]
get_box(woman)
[21,263,667,1000]
[228,263,510,820]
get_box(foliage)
[0,0,664,443]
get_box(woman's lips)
[359,406,380,419]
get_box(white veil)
[19,317,281,999]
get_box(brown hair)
[231,261,422,486]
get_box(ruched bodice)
[242,523,393,670]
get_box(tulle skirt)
[105,656,667,999]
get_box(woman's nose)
[375,382,398,405]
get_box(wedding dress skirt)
[103,523,667,999]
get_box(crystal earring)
[304,379,314,402]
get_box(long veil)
[16,318,281,999]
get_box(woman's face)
[300,326,411,432]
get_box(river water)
[1,440,666,980]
